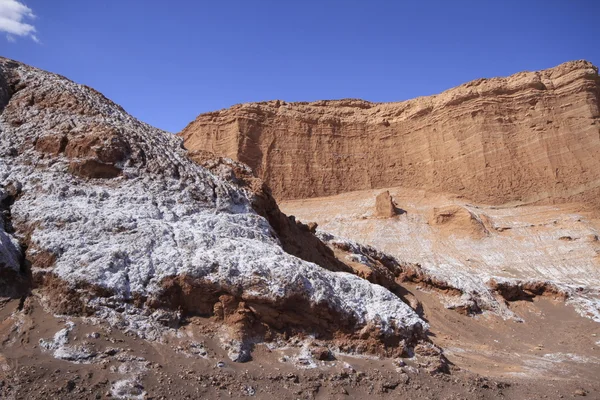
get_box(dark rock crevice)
[0,61,15,114]
[0,183,31,299]
[488,279,569,302]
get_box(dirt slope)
[2,296,598,399]
[180,60,600,205]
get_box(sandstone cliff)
[180,60,600,205]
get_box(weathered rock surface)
[0,57,427,354]
[281,187,600,322]
[180,60,600,206]
[375,191,398,218]
[187,149,353,275]
[4,296,598,400]
[429,205,490,239]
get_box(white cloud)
[0,0,38,42]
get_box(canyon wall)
[180,60,600,205]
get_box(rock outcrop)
[0,57,427,358]
[281,187,600,322]
[180,60,600,206]
[186,149,353,275]
[375,190,398,218]
[429,205,490,239]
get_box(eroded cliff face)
[180,60,600,205]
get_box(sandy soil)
[411,284,600,382]
[1,292,598,400]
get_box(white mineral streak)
[39,321,96,362]
[320,233,514,317]
[284,188,600,322]
[0,58,424,337]
[317,230,600,322]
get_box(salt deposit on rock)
[2,57,600,397]
[283,188,600,321]
[0,57,425,349]
[39,321,96,362]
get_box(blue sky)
[1,0,598,133]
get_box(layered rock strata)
[180,61,600,206]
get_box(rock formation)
[180,60,600,207]
[429,205,490,239]
[281,187,600,322]
[375,190,398,218]
[0,57,428,359]
[2,57,600,398]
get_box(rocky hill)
[2,58,600,398]
[180,61,600,206]
[0,56,435,365]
